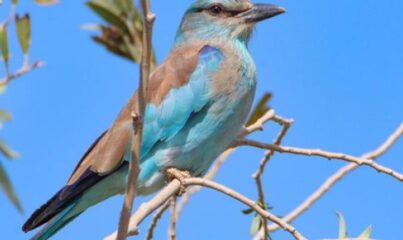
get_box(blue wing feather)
[140,45,224,159]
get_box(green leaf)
[15,14,31,55]
[336,211,348,238]
[111,0,134,17]
[0,24,10,66]
[0,139,19,160]
[242,207,254,215]
[0,83,6,95]
[35,0,59,5]
[250,215,263,236]
[0,109,12,122]
[12,0,18,5]
[246,92,272,127]
[0,161,23,212]
[357,225,372,240]
[86,0,131,37]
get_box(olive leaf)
[336,211,348,238]
[246,92,272,127]
[85,0,157,68]
[0,24,10,68]
[15,13,31,64]
[0,161,23,212]
[34,0,59,6]
[357,225,372,240]
[0,139,19,160]
[250,215,263,236]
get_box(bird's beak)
[238,4,286,23]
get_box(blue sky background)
[1,0,403,239]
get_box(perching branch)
[175,148,235,218]
[116,1,155,239]
[105,175,306,240]
[261,123,403,235]
[237,137,403,182]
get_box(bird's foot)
[165,168,191,196]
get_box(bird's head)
[175,0,285,45]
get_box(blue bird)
[23,0,285,239]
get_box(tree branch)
[168,196,177,240]
[237,137,403,182]
[0,61,44,86]
[252,115,293,239]
[116,1,155,239]
[253,123,403,238]
[145,200,170,240]
[105,176,306,240]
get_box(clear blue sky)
[2,0,403,239]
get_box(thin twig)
[0,61,44,86]
[105,180,182,240]
[239,109,275,138]
[168,196,177,240]
[145,201,170,240]
[237,138,403,182]
[252,115,293,239]
[261,123,403,234]
[105,176,306,240]
[116,1,155,239]
[253,115,293,179]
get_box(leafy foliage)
[85,0,156,68]
[335,212,372,240]
[0,0,44,212]
[0,24,10,68]
[0,161,22,212]
[15,14,31,56]
[246,92,272,127]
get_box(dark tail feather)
[23,168,104,232]
[23,189,66,232]
[29,202,80,240]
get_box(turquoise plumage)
[23,0,285,239]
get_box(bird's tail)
[29,201,80,240]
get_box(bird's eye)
[207,4,223,16]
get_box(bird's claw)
[165,168,191,196]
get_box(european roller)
[23,0,285,239]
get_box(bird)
[22,0,285,239]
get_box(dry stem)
[105,176,306,240]
[115,1,155,239]
[254,123,403,238]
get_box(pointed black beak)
[238,4,286,23]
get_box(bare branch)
[253,123,403,238]
[251,115,293,239]
[106,176,306,240]
[168,196,177,240]
[116,1,155,239]
[105,180,182,240]
[239,109,275,138]
[145,201,170,240]
[238,138,403,182]
[253,115,293,179]
[0,61,44,86]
